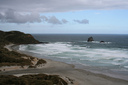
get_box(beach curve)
[1,44,128,85]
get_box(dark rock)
[87,37,94,42]
[39,42,49,44]
[100,41,105,43]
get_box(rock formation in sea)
[100,41,105,43]
[87,37,94,42]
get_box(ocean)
[19,34,128,80]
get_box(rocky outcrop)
[100,41,105,43]
[87,37,94,42]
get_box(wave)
[19,42,128,71]
[80,41,112,44]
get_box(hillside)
[0,30,39,44]
[0,30,45,69]
[0,31,69,85]
[0,74,67,85]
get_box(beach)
[0,0,128,84]
[0,44,128,85]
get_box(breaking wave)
[19,41,128,71]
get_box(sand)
[1,44,128,85]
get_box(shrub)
[0,74,68,85]
[36,59,46,65]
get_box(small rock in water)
[100,41,105,43]
[87,37,94,42]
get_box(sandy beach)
[0,44,128,85]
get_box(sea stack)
[100,41,105,43]
[87,37,94,42]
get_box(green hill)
[0,30,39,44]
[0,30,45,67]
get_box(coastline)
[1,44,128,85]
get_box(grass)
[0,74,68,85]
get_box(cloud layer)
[0,9,68,24]
[0,0,128,13]
[0,0,128,24]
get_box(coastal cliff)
[0,30,39,44]
[0,30,45,69]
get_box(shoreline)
[1,44,128,85]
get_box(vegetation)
[36,59,47,65]
[0,74,68,85]
[0,30,46,67]
[0,30,68,85]
[0,47,32,67]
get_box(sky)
[0,0,128,34]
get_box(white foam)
[91,41,112,44]
[124,66,128,68]
[19,42,128,71]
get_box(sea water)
[19,34,128,80]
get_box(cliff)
[0,30,39,44]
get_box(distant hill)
[0,30,39,44]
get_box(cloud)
[0,0,127,24]
[62,19,68,24]
[0,0,128,13]
[0,9,68,24]
[74,19,89,24]
[41,16,48,22]
[47,16,62,24]
[41,16,68,24]
[0,9,41,23]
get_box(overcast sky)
[0,0,128,34]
